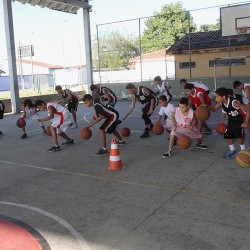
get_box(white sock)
[102,147,107,150]
[240,144,245,150]
[229,144,235,151]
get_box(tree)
[141,1,197,53]
[93,31,139,71]
[199,19,220,32]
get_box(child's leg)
[238,137,246,150]
[71,108,77,123]
[113,130,123,141]
[50,126,59,146]
[58,132,72,141]
[99,129,107,148]
[168,135,175,151]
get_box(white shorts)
[51,111,73,134]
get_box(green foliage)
[93,31,139,71]
[199,19,220,32]
[141,1,196,53]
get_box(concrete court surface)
[0,100,250,250]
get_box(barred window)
[179,62,196,69]
[209,58,246,67]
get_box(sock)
[102,147,107,150]
[240,144,245,150]
[54,145,59,147]
[229,144,235,151]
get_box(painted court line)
[0,160,249,206]
[0,201,90,250]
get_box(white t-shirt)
[191,82,209,92]
[242,83,250,104]
[159,103,175,119]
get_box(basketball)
[177,134,192,149]
[45,125,52,136]
[16,118,26,128]
[216,123,227,135]
[195,106,210,122]
[121,127,130,137]
[152,123,164,135]
[236,150,250,168]
[80,127,92,140]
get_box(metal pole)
[19,40,24,90]
[138,18,143,82]
[3,0,20,113]
[228,37,231,78]
[188,12,192,79]
[96,24,101,84]
[31,45,34,90]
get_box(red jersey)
[189,87,211,108]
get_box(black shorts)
[67,99,78,112]
[224,117,244,139]
[141,101,157,116]
[100,115,119,134]
[0,110,4,119]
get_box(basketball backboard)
[220,3,250,36]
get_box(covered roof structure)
[3,0,93,113]
[13,0,91,14]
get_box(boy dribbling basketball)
[82,94,125,156]
[207,87,250,158]
[35,100,74,152]
[163,97,207,158]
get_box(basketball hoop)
[236,26,248,41]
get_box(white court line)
[0,201,90,250]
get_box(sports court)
[1,100,250,250]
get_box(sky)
[0,0,250,70]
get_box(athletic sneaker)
[20,133,27,139]
[117,140,126,145]
[70,123,78,129]
[62,139,74,146]
[163,150,173,158]
[140,131,150,138]
[223,150,237,159]
[94,148,108,156]
[201,129,212,135]
[196,143,207,149]
[47,145,61,152]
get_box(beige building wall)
[174,48,250,79]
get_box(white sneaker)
[70,123,78,129]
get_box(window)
[209,58,246,67]
[179,62,196,69]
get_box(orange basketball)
[16,118,26,128]
[45,125,52,136]
[236,150,250,168]
[152,123,164,135]
[195,106,210,122]
[121,127,130,137]
[216,123,227,135]
[177,134,191,149]
[80,127,92,140]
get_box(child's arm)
[188,112,198,132]
[221,112,226,123]
[206,103,221,112]
[102,89,112,104]
[37,106,55,122]
[233,101,250,127]
[21,107,26,118]
[61,89,73,105]
[123,95,136,120]
[87,115,104,127]
[171,110,177,130]
[157,115,162,124]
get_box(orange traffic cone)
[108,138,124,171]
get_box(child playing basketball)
[184,83,212,134]
[163,97,207,158]
[154,76,172,103]
[82,94,125,156]
[233,80,250,105]
[207,87,250,159]
[34,100,74,152]
[123,83,158,138]
[156,95,175,136]
[19,99,46,139]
